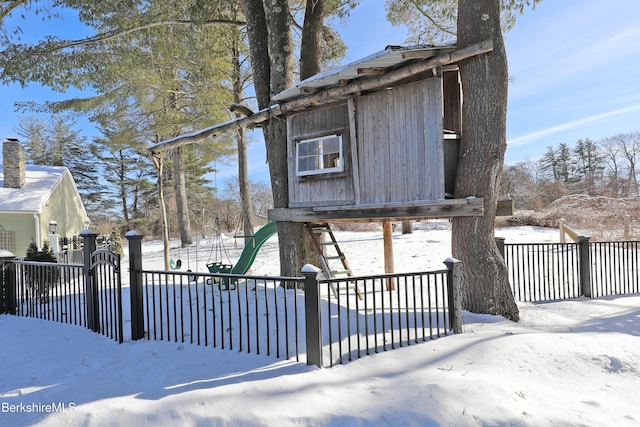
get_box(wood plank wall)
[355,77,444,205]
[287,102,356,207]
[287,76,445,208]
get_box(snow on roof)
[272,44,457,102]
[0,165,69,213]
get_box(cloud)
[508,104,640,147]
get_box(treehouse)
[267,43,485,224]
[149,41,497,278]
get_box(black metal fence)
[498,237,640,301]
[11,260,87,326]
[125,231,462,367]
[0,231,123,343]
[138,270,304,361]
[7,229,640,367]
[1,231,462,368]
[589,241,640,297]
[312,267,458,367]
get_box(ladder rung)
[331,270,350,275]
[310,228,330,233]
[325,255,345,260]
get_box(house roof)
[0,165,69,213]
[272,44,457,103]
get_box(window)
[0,225,15,252]
[296,134,343,177]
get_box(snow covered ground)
[1,222,639,426]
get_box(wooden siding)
[41,173,87,239]
[0,213,36,257]
[287,101,356,207]
[356,77,444,205]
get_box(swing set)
[168,216,237,289]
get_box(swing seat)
[206,262,236,291]
[169,259,182,270]
[206,262,233,274]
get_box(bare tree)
[616,132,640,195]
[601,136,624,197]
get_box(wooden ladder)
[306,223,362,299]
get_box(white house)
[0,138,88,257]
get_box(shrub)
[24,241,59,303]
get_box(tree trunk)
[452,0,519,321]
[241,0,319,277]
[300,0,324,80]
[173,146,193,247]
[236,126,254,245]
[231,31,254,245]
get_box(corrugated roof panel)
[273,44,456,102]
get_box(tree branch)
[31,18,246,53]
[408,0,456,37]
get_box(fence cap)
[301,264,321,274]
[125,230,144,239]
[0,249,15,259]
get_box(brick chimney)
[3,137,26,189]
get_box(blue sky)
[2,1,640,184]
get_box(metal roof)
[273,44,457,103]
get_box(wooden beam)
[268,198,484,223]
[148,105,281,155]
[357,67,387,75]
[148,40,493,155]
[383,219,396,290]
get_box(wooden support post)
[383,220,395,290]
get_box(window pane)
[298,142,308,156]
[296,134,342,176]
[308,141,320,155]
[325,136,339,153]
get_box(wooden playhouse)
[150,41,502,278]
[267,44,484,224]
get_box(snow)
[0,165,68,212]
[2,221,639,426]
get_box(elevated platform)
[268,198,485,223]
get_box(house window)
[0,225,16,252]
[296,134,343,177]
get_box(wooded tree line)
[501,131,640,210]
[15,112,272,237]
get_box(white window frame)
[295,134,344,177]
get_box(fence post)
[494,237,506,260]
[0,251,16,315]
[578,235,592,298]
[126,231,145,340]
[444,258,463,334]
[81,230,100,332]
[302,264,323,368]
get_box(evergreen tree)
[2,1,239,240]
[573,138,603,192]
[17,114,103,212]
[539,146,559,182]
